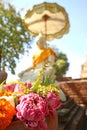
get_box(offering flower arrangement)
[0,65,61,130]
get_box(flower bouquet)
[0,65,61,130]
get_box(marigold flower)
[0,90,12,96]
[0,90,3,96]
[0,99,16,130]
[0,96,15,107]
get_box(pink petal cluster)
[24,82,32,88]
[4,84,15,92]
[16,92,47,129]
[45,92,60,112]
[16,92,60,130]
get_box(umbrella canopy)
[23,2,70,41]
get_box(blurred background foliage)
[0,0,32,74]
[53,49,69,78]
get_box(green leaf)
[14,96,18,106]
[30,80,40,92]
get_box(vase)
[6,111,58,130]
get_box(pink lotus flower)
[45,92,60,112]
[16,92,48,129]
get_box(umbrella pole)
[43,15,49,41]
[44,20,47,40]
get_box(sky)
[3,0,87,82]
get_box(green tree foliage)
[53,50,69,77]
[0,1,31,74]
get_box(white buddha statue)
[18,33,56,83]
[18,33,66,102]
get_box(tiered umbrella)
[23,2,70,41]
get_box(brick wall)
[60,79,87,105]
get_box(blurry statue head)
[35,33,47,49]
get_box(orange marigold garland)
[0,99,16,130]
[0,91,3,96]
[0,90,12,96]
